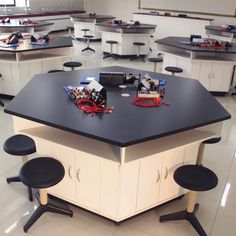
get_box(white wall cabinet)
[162,52,235,92]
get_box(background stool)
[20,157,73,232]
[48,70,65,73]
[81,28,89,38]
[165,66,183,76]
[0,99,4,107]
[103,40,118,60]
[82,35,95,52]
[4,134,36,201]
[148,57,163,72]
[196,137,221,165]
[63,61,82,71]
[160,165,218,236]
[130,42,145,62]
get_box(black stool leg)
[23,206,44,232]
[6,175,21,183]
[47,202,73,217]
[28,187,33,202]
[160,210,187,222]
[188,213,207,236]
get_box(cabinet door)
[100,160,119,218]
[35,138,76,202]
[75,151,101,211]
[136,153,163,211]
[209,62,233,92]
[48,143,76,202]
[117,161,139,219]
[158,147,184,202]
[198,62,211,89]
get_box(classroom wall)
[86,0,236,25]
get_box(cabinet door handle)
[76,169,80,182]
[156,169,160,183]
[68,166,72,179]
[164,167,168,179]
[208,73,211,79]
[212,73,214,79]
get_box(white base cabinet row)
[0,56,70,96]
[162,53,235,92]
[35,137,199,222]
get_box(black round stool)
[103,40,118,60]
[165,66,183,76]
[20,157,73,232]
[148,57,163,72]
[130,42,146,62]
[63,61,82,71]
[82,35,95,52]
[160,164,218,236]
[48,70,65,73]
[196,137,221,165]
[4,134,36,201]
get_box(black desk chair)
[103,40,118,60]
[130,42,145,62]
[63,61,82,71]
[48,70,65,73]
[160,165,218,236]
[4,134,36,201]
[148,57,163,72]
[20,157,73,232]
[165,66,183,76]
[82,35,95,52]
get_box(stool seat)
[4,134,36,156]
[106,40,118,44]
[148,57,163,63]
[48,70,65,73]
[83,35,93,39]
[133,42,145,46]
[63,61,82,68]
[20,157,65,189]
[174,165,218,192]
[203,137,221,144]
[165,66,183,74]
[81,29,89,32]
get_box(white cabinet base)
[12,116,220,222]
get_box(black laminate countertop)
[205,25,236,35]
[0,36,72,53]
[71,14,115,20]
[4,66,231,147]
[156,36,236,53]
[96,23,156,30]
[133,12,214,21]
[0,21,53,28]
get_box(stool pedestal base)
[24,191,73,232]
[159,204,207,236]
[82,47,95,52]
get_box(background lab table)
[96,23,156,56]
[71,14,115,40]
[205,25,236,43]
[157,36,236,93]
[0,36,72,96]
[0,20,54,34]
[5,66,230,223]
